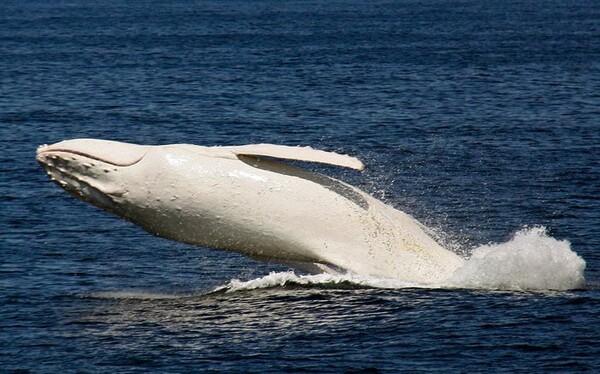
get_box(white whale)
[36,139,464,284]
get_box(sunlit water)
[2,0,599,372]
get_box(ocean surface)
[1,0,599,372]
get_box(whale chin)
[36,145,129,212]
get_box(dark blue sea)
[2,0,599,372]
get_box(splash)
[214,271,423,293]
[216,227,586,293]
[447,227,586,291]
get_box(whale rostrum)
[36,139,464,284]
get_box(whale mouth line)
[39,159,123,208]
[37,148,146,167]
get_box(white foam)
[216,227,586,293]
[446,227,586,291]
[214,271,424,293]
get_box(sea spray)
[447,227,586,291]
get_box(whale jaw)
[36,139,142,211]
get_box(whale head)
[36,138,227,220]
[36,139,152,211]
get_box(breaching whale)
[36,139,464,284]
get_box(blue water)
[2,0,599,372]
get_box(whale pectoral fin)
[224,144,365,171]
[234,152,371,210]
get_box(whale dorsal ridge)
[223,144,365,171]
